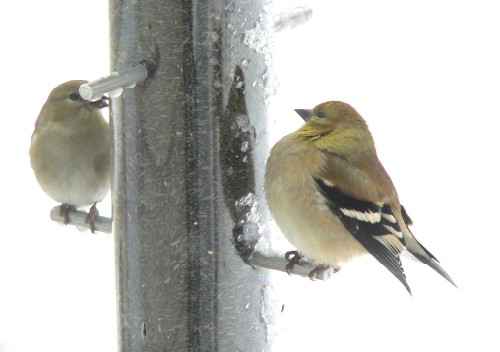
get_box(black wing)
[315,178,411,294]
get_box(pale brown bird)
[30,80,110,233]
[264,101,456,294]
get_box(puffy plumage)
[30,80,110,233]
[264,101,456,294]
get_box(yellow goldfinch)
[264,101,456,294]
[30,80,110,233]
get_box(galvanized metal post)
[110,0,272,350]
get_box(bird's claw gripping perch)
[85,203,99,233]
[59,204,76,225]
[285,250,303,274]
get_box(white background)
[1,1,499,351]
[0,1,116,352]
[268,1,500,351]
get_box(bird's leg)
[309,264,341,281]
[59,204,76,225]
[285,250,303,274]
[85,203,99,233]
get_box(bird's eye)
[68,92,80,101]
[316,111,326,118]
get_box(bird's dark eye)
[68,92,81,101]
[316,111,326,118]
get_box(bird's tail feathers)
[405,232,457,288]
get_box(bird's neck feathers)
[45,105,107,135]
[294,123,376,160]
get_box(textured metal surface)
[110,0,272,351]
[49,206,112,234]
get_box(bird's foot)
[285,250,303,275]
[309,264,341,281]
[85,203,99,233]
[59,204,76,225]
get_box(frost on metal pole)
[110,0,313,351]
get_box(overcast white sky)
[268,1,500,351]
[0,1,116,352]
[1,1,500,352]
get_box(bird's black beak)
[90,95,109,109]
[295,109,313,122]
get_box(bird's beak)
[90,96,109,109]
[295,109,313,122]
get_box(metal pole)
[110,0,272,350]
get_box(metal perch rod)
[79,60,156,101]
[248,251,336,280]
[50,206,112,234]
